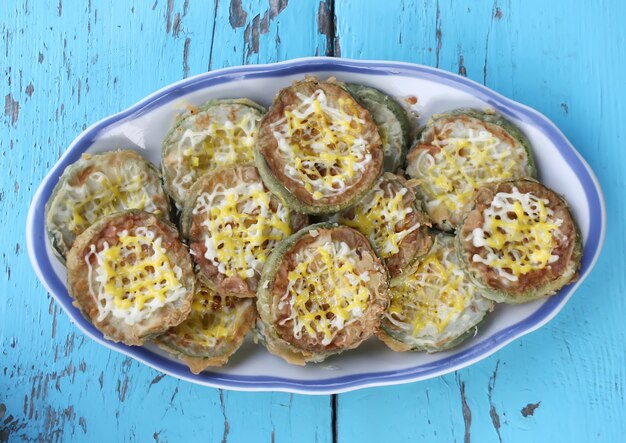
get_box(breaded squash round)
[339,172,432,284]
[457,179,582,304]
[380,233,494,352]
[155,277,256,373]
[181,165,308,298]
[406,109,536,230]
[256,77,384,214]
[46,150,170,262]
[344,83,411,172]
[66,210,195,346]
[161,98,265,209]
[256,224,389,365]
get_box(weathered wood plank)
[335,0,625,441]
[0,1,332,441]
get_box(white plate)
[26,57,606,394]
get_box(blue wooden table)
[1,1,624,441]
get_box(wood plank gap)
[331,394,338,443]
[207,0,220,70]
[327,0,336,56]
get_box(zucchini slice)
[161,98,265,209]
[182,165,308,298]
[155,277,256,373]
[256,223,389,365]
[380,233,494,352]
[256,77,384,214]
[344,83,410,173]
[339,172,432,285]
[456,178,582,304]
[405,109,536,231]
[66,210,195,346]
[45,150,171,262]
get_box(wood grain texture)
[1,0,624,441]
[335,0,625,441]
[0,1,332,442]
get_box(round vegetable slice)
[256,223,389,365]
[66,210,195,346]
[344,83,410,172]
[339,172,432,284]
[182,165,308,298]
[155,277,256,373]
[161,98,265,209]
[380,233,494,352]
[256,77,384,214]
[405,109,536,231]
[45,150,171,262]
[456,178,582,304]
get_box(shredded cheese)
[85,227,187,325]
[386,241,475,337]
[165,104,263,205]
[270,89,372,199]
[340,178,420,258]
[410,119,529,221]
[278,240,372,346]
[59,168,164,236]
[192,181,292,280]
[467,187,566,282]
[169,281,252,348]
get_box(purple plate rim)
[26,57,606,394]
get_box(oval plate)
[26,57,606,394]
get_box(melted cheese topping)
[58,167,164,237]
[340,178,420,258]
[270,89,371,199]
[411,120,528,218]
[386,242,476,337]
[168,281,252,349]
[85,227,187,326]
[193,181,292,279]
[467,187,566,282]
[278,240,372,346]
[166,104,263,206]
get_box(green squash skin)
[407,109,538,231]
[379,233,494,353]
[380,309,493,353]
[344,84,411,173]
[254,148,382,215]
[410,108,538,178]
[455,179,583,304]
[45,150,171,265]
[161,98,266,210]
[256,223,336,363]
[256,223,390,364]
[337,172,434,287]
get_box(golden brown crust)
[257,77,383,208]
[46,150,171,260]
[66,210,195,346]
[184,165,307,298]
[406,111,535,230]
[339,173,432,282]
[156,290,257,374]
[458,179,581,301]
[269,226,388,356]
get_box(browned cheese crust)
[339,172,432,281]
[256,77,383,208]
[458,179,581,301]
[184,165,307,298]
[270,226,388,356]
[66,210,195,346]
[155,281,257,374]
